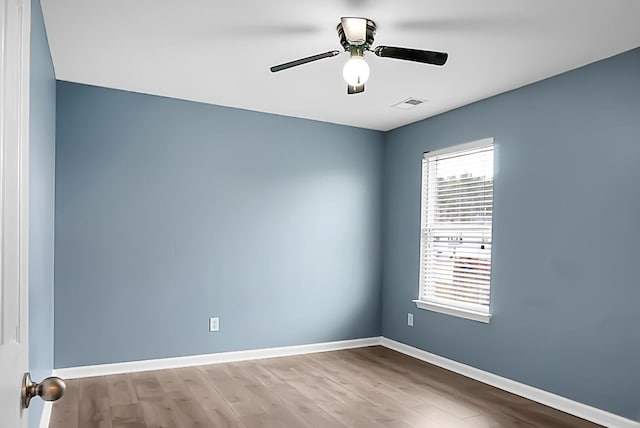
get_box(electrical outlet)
[209,317,219,332]
[407,313,414,327]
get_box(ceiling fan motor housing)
[337,18,377,52]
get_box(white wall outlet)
[209,317,219,332]
[407,313,414,327]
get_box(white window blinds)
[418,139,494,316]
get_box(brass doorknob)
[22,373,66,408]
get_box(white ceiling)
[41,0,640,131]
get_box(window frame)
[413,138,495,323]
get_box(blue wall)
[29,0,56,427]
[382,48,640,421]
[54,82,384,368]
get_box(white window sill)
[413,300,492,323]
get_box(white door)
[0,0,31,426]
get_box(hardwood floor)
[49,346,601,428]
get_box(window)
[414,138,494,323]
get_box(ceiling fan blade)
[270,50,340,72]
[373,46,448,66]
[347,84,365,95]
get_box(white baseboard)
[53,337,382,379]
[380,337,639,428]
[38,401,52,428]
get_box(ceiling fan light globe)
[343,58,370,86]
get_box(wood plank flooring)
[49,346,601,428]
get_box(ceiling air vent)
[392,97,427,110]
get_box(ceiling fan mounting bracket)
[337,18,377,51]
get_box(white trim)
[413,300,491,323]
[423,137,494,158]
[38,402,52,428]
[53,337,382,379]
[380,338,640,428]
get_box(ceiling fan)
[270,17,448,95]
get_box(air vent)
[392,97,427,110]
